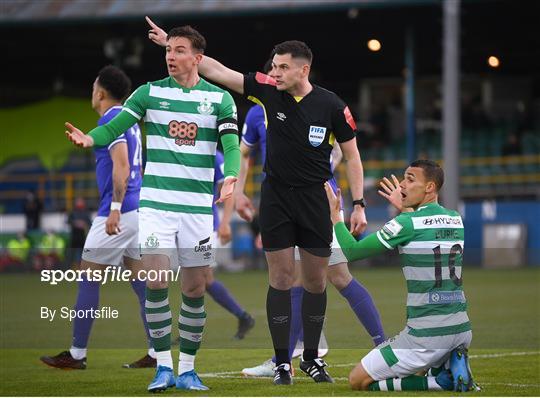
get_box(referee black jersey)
[244,72,357,187]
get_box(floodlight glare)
[367,39,381,52]
[488,55,500,68]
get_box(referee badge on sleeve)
[308,125,326,147]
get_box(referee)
[147,19,368,385]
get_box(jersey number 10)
[432,244,463,288]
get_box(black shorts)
[259,177,332,257]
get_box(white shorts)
[82,209,139,266]
[361,327,473,381]
[294,211,347,266]
[139,208,214,268]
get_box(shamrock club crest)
[197,98,214,115]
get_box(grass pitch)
[1,267,539,396]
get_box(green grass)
[1,268,539,396]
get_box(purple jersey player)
[94,106,142,217]
[40,66,155,371]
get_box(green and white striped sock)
[368,375,442,391]
[145,287,172,368]
[178,294,206,373]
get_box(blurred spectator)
[0,233,31,272]
[66,197,91,269]
[23,190,43,231]
[502,133,522,156]
[33,231,65,271]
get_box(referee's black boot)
[273,363,293,385]
[300,357,334,383]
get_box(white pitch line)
[482,382,540,388]
[469,351,540,359]
[199,350,540,389]
[199,374,349,381]
[306,350,540,368]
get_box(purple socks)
[72,278,152,349]
[72,278,99,348]
[340,278,385,346]
[207,280,246,318]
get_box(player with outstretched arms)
[64,27,241,392]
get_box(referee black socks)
[302,288,327,361]
[266,286,291,365]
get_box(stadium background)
[0,0,539,396]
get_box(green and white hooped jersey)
[376,202,470,338]
[123,77,237,215]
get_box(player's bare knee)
[349,374,371,391]
[348,370,363,390]
[302,278,326,293]
[302,269,326,293]
[270,274,294,290]
[269,266,295,289]
[182,284,205,297]
[146,279,168,290]
[349,364,372,390]
[327,263,352,290]
[204,268,214,288]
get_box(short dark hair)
[167,25,206,54]
[273,40,313,64]
[409,159,444,191]
[263,58,273,74]
[97,65,132,102]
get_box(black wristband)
[352,198,366,208]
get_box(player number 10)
[432,244,463,288]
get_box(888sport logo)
[168,120,198,146]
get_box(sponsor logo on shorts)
[428,291,465,304]
[194,236,212,253]
[168,120,198,146]
[145,234,159,248]
[308,125,326,147]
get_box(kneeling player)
[326,160,476,392]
